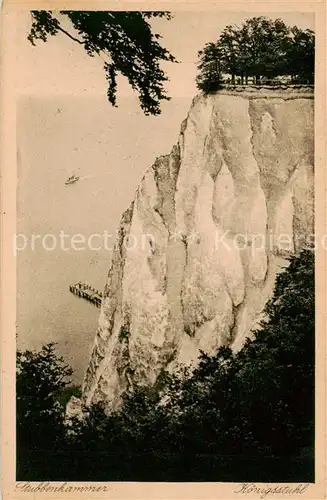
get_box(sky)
[17,11,314,99]
[16,10,315,239]
[15,10,315,379]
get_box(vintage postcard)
[1,0,326,498]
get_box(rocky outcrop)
[82,89,314,410]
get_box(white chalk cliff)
[82,88,314,410]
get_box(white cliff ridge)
[82,89,314,409]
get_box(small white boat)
[65,174,80,185]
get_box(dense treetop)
[196,17,315,93]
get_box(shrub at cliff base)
[16,343,73,479]
[16,250,314,481]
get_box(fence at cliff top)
[218,77,313,86]
[215,83,314,98]
[218,83,314,91]
[69,282,102,308]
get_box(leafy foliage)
[197,17,315,92]
[17,343,72,446]
[17,250,314,481]
[196,42,225,93]
[57,385,82,408]
[28,11,177,115]
[16,343,73,478]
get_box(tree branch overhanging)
[57,25,83,44]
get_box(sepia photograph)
[1,3,326,496]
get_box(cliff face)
[82,89,314,409]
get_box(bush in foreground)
[17,250,314,481]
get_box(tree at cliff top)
[28,11,177,115]
[285,26,315,82]
[196,16,315,91]
[196,42,226,93]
